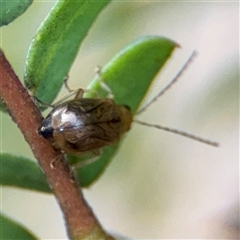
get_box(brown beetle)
[38,51,218,156]
[38,89,133,155]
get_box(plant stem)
[0,49,113,240]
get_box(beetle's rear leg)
[71,156,99,169]
[69,150,102,170]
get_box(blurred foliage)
[0,0,33,26]
[0,213,38,240]
[0,153,51,193]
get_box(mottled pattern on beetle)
[66,98,120,124]
[41,98,133,154]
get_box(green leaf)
[24,0,112,105]
[69,36,178,187]
[0,0,33,27]
[0,153,51,193]
[0,213,38,240]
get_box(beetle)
[38,88,133,155]
[38,51,218,157]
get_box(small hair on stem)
[135,119,219,147]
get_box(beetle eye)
[38,117,54,139]
[38,126,54,139]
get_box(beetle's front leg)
[33,96,54,108]
[74,88,84,100]
[95,66,114,99]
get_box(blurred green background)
[1,1,238,239]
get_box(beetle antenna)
[136,50,198,116]
[134,120,219,147]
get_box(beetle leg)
[52,90,81,107]
[33,96,54,108]
[64,77,99,98]
[50,152,66,169]
[71,155,100,169]
[63,75,71,92]
[95,65,114,99]
[74,88,84,99]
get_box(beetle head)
[38,116,54,140]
